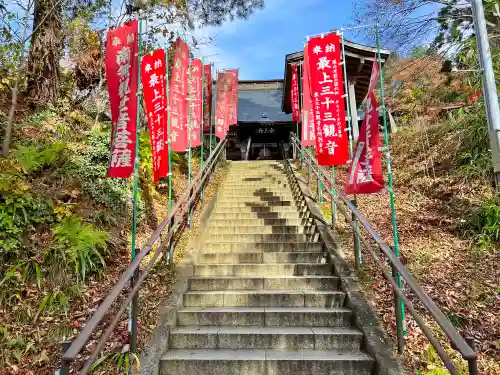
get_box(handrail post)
[130,248,140,353]
[307,147,311,184]
[465,337,479,375]
[389,245,405,354]
[318,168,323,204]
[351,199,361,270]
[59,340,72,375]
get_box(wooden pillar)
[348,80,359,141]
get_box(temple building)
[222,39,391,160]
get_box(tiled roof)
[212,80,293,123]
[238,87,292,123]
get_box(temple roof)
[212,79,293,124]
[282,38,391,113]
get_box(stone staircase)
[159,160,375,375]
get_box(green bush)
[50,216,109,280]
[64,127,138,217]
[14,142,66,174]
[466,199,500,253]
[0,174,53,259]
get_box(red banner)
[141,49,169,183]
[301,45,315,147]
[203,64,212,133]
[291,64,300,122]
[345,59,384,194]
[169,38,189,152]
[226,69,239,126]
[188,59,203,147]
[215,71,229,139]
[345,91,384,194]
[307,33,349,166]
[106,19,138,178]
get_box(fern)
[14,142,66,174]
[51,216,109,280]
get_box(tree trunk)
[26,0,63,105]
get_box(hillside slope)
[0,102,219,374]
[325,108,499,374]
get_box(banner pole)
[129,15,142,354]
[201,58,205,168]
[298,63,304,169]
[340,30,361,266]
[200,58,205,198]
[375,23,406,352]
[166,50,173,214]
[187,59,192,227]
[209,63,214,157]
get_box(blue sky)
[197,0,361,80]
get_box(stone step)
[169,326,363,350]
[222,180,289,185]
[215,201,297,208]
[208,218,313,227]
[160,349,373,375]
[206,225,316,235]
[188,276,340,291]
[217,192,295,202]
[202,242,323,253]
[219,190,293,196]
[197,252,326,264]
[212,206,307,214]
[218,197,295,203]
[224,174,286,179]
[219,191,297,198]
[206,233,320,243]
[193,263,332,277]
[176,307,352,327]
[183,290,346,308]
[209,212,309,220]
[221,183,290,188]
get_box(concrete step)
[212,206,307,214]
[206,233,320,243]
[224,174,286,179]
[218,194,295,200]
[218,197,295,203]
[218,195,298,201]
[169,326,363,350]
[222,180,289,185]
[208,218,313,227]
[206,225,316,235]
[218,191,297,197]
[193,263,332,277]
[215,201,297,208]
[202,242,323,253]
[189,276,339,291]
[176,307,352,327]
[209,212,310,220]
[188,276,340,291]
[160,349,373,375]
[218,191,294,197]
[183,290,346,308]
[221,183,290,188]
[197,252,326,264]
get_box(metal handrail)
[245,136,252,161]
[60,138,228,374]
[288,134,478,375]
